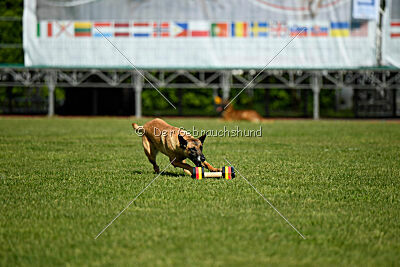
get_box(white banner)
[382,0,400,67]
[352,0,380,20]
[24,0,378,68]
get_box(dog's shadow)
[160,171,185,177]
[131,170,185,177]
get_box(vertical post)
[376,3,384,66]
[221,71,231,101]
[311,72,321,120]
[212,87,218,99]
[133,72,143,118]
[334,89,340,112]
[46,71,56,117]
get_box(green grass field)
[1,117,399,266]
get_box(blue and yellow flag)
[330,22,349,37]
[250,22,269,37]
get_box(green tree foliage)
[0,0,23,64]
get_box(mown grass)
[0,117,399,266]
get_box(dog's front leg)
[171,160,195,175]
[203,161,222,172]
[181,160,192,176]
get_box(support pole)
[221,71,231,101]
[46,71,56,117]
[376,3,384,66]
[133,72,143,118]
[311,73,321,120]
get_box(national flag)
[250,22,269,37]
[171,22,188,37]
[93,22,113,37]
[74,22,91,37]
[350,21,368,37]
[390,21,400,38]
[37,21,53,37]
[54,21,74,38]
[211,23,228,37]
[189,21,209,37]
[270,22,288,37]
[153,22,170,37]
[290,26,307,37]
[114,22,130,37]
[330,22,349,37]
[133,22,152,37]
[311,25,328,37]
[231,22,248,37]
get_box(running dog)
[132,118,221,175]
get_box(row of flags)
[390,21,400,38]
[37,21,369,38]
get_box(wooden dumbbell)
[191,166,235,180]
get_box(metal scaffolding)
[1,67,399,119]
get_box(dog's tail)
[132,123,145,135]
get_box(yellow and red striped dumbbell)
[191,166,235,180]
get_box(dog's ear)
[178,134,187,148]
[198,133,206,144]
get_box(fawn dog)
[215,96,263,122]
[132,119,221,175]
[222,104,263,122]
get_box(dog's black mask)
[178,134,206,167]
[189,152,206,167]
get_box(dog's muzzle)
[192,155,206,167]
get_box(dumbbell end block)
[191,167,204,180]
[192,166,235,180]
[222,166,235,180]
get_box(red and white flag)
[390,21,400,38]
[114,22,130,37]
[189,21,209,37]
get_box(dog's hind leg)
[142,135,160,173]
